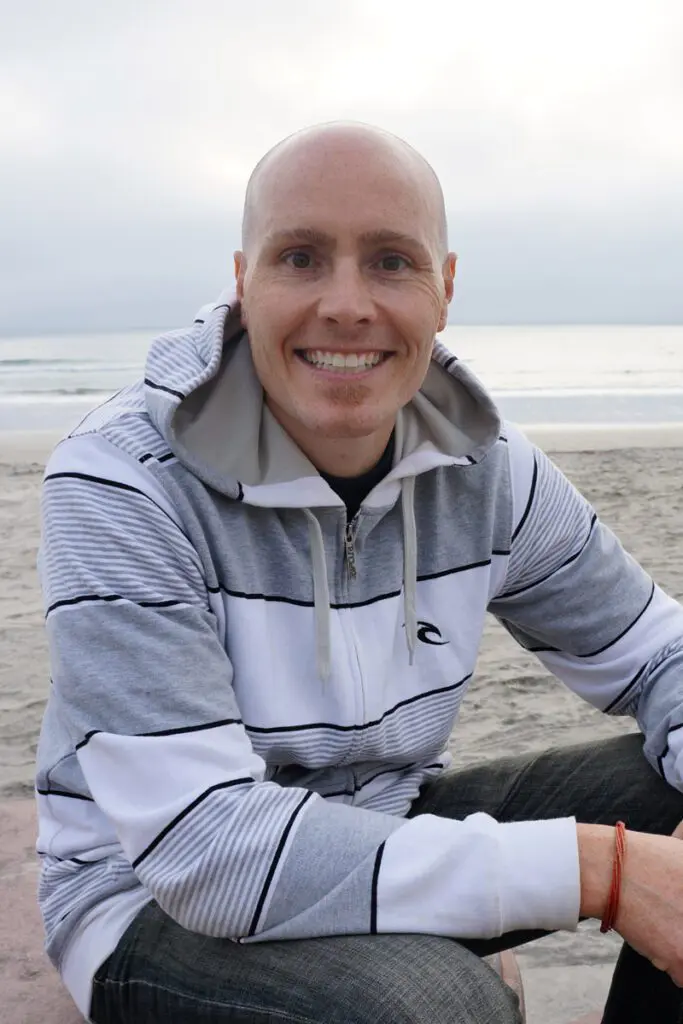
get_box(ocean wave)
[0,389,114,403]
[0,360,142,373]
[0,358,96,366]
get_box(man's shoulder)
[69,378,160,448]
[44,382,178,494]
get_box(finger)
[671,820,683,840]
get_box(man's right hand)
[578,823,683,986]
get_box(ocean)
[1,324,682,433]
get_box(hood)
[145,289,501,506]
[144,290,502,681]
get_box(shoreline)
[4,422,683,463]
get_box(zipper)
[344,518,358,580]
[341,513,364,760]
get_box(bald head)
[241,122,449,260]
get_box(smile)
[297,350,390,373]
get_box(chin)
[311,416,387,440]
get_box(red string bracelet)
[600,821,627,934]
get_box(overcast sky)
[1,0,682,334]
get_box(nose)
[316,260,376,328]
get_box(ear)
[234,251,245,300]
[437,253,457,332]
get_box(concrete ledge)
[0,799,81,1023]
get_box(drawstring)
[401,477,418,666]
[304,477,419,682]
[304,510,332,683]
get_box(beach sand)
[2,424,683,1022]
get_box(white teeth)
[302,351,384,371]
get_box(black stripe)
[247,675,472,736]
[248,790,314,936]
[43,470,188,535]
[216,560,494,611]
[236,482,245,502]
[144,377,186,401]
[512,454,538,542]
[139,451,175,465]
[45,471,148,494]
[37,851,92,865]
[603,662,650,714]
[76,729,101,751]
[76,718,242,748]
[492,548,511,557]
[132,777,254,869]
[138,717,242,738]
[36,787,94,802]
[370,842,386,933]
[193,318,205,324]
[498,434,508,443]
[465,455,477,465]
[218,586,313,608]
[579,583,655,659]
[498,514,598,599]
[46,594,185,617]
[526,585,655,658]
[655,721,683,778]
[441,354,458,371]
[417,559,491,585]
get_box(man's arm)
[40,433,579,943]
[489,423,683,791]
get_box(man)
[36,122,683,1024]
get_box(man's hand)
[578,823,683,986]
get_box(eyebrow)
[263,227,433,261]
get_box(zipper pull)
[344,521,358,579]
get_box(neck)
[266,401,394,477]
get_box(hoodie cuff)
[498,817,581,933]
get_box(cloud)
[1,0,681,332]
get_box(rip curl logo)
[416,621,449,646]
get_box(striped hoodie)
[36,293,683,1017]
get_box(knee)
[347,936,522,1024]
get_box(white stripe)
[79,725,264,862]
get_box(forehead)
[251,141,440,249]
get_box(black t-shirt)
[320,433,396,521]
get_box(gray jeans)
[89,733,683,1023]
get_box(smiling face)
[235,125,456,475]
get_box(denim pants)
[89,733,683,1023]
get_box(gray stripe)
[503,447,594,594]
[491,521,652,657]
[41,477,206,614]
[47,603,238,738]
[135,782,309,937]
[257,797,403,937]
